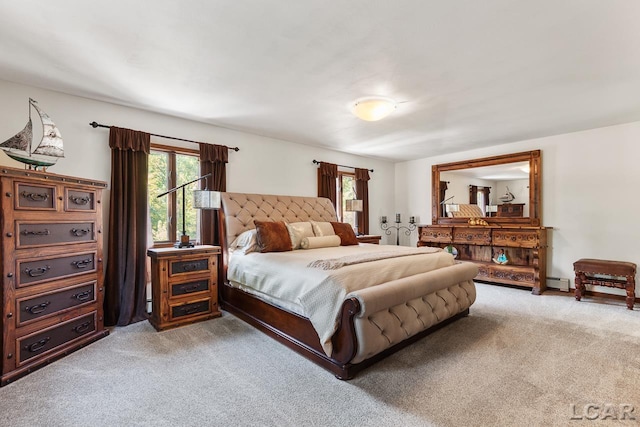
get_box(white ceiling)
[1,1,639,162]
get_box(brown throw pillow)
[330,222,358,246]
[254,220,293,252]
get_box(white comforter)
[228,244,455,356]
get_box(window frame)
[149,143,200,248]
[336,170,356,226]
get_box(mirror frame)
[432,149,541,226]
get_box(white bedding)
[228,244,455,356]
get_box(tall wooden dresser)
[0,167,109,386]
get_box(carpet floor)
[0,283,638,427]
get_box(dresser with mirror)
[418,150,550,294]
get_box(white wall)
[0,79,397,248]
[396,121,640,298]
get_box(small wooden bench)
[573,258,637,310]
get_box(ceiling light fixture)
[352,97,397,121]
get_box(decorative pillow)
[330,222,358,246]
[229,229,258,254]
[286,221,315,249]
[300,235,342,249]
[310,221,336,237]
[254,220,292,253]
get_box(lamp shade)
[352,97,396,121]
[445,204,460,213]
[193,190,221,209]
[486,205,498,213]
[345,199,363,212]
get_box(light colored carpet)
[1,283,639,427]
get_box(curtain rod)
[312,159,373,172]
[89,121,240,151]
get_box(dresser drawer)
[16,281,97,326]
[17,312,96,365]
[492,230,539,248]
[16,221,96,248]
[452,227,491,245]
[419,227,452,243]
[17,252,96,288]
[170,279,211,298]
[490,266,536,285]
[65,188,97,212]
[169,298,213,321]
[169,258,211,277]
[14,182,57,211]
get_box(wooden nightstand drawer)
[170,279,211,298]
[169,258,211,276]
[170,299,212,321]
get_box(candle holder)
[381,214,416,245]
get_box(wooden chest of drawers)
[147,245,221,331]
[0,167,108,386]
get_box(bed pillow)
[254,220,293,252]
[300,235,342,249]
[229,229,258,254]
[330,222,358,246]
[310,221,336,237]
[286,221,315,249]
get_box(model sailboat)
[0,98,64,169]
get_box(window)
[148,145,200,245]
[337,171,357,229]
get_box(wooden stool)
[573,259,637,310]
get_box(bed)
[218,192,478,379]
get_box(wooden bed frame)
[217,193,476,379]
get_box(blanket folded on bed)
[307,247,442,270]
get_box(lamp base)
[174,234,194,248]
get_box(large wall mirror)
[432,150,541,226]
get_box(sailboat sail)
[0,98,64,168]
[31,101,64,158]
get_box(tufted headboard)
[220,192,338,247]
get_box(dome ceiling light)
[352,97,397,121]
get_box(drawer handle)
[21,229,50,236]
[21,191,49,202]
[181,284,202,292]
[24,265,51,277]
[73,321,92,334]
[24,301,51,314]
[70,228,91,237]
[182,306,202,315]
[69,195,90,205]
[180,263,200,272]
[72,290,92,301]
[71,258,93,269]
[25,337,51,353]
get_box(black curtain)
[104,127,150,326]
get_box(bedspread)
[228,244,455,356]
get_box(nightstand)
[147,245,221,331]
[356,235,382,244]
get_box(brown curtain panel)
[469,185,478,204]
[104,127,150,326]
[199,143,228,245]
[482,187,491,206]
[440,181,449,217]
[355,168,370,235]
[317,162,338,206]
